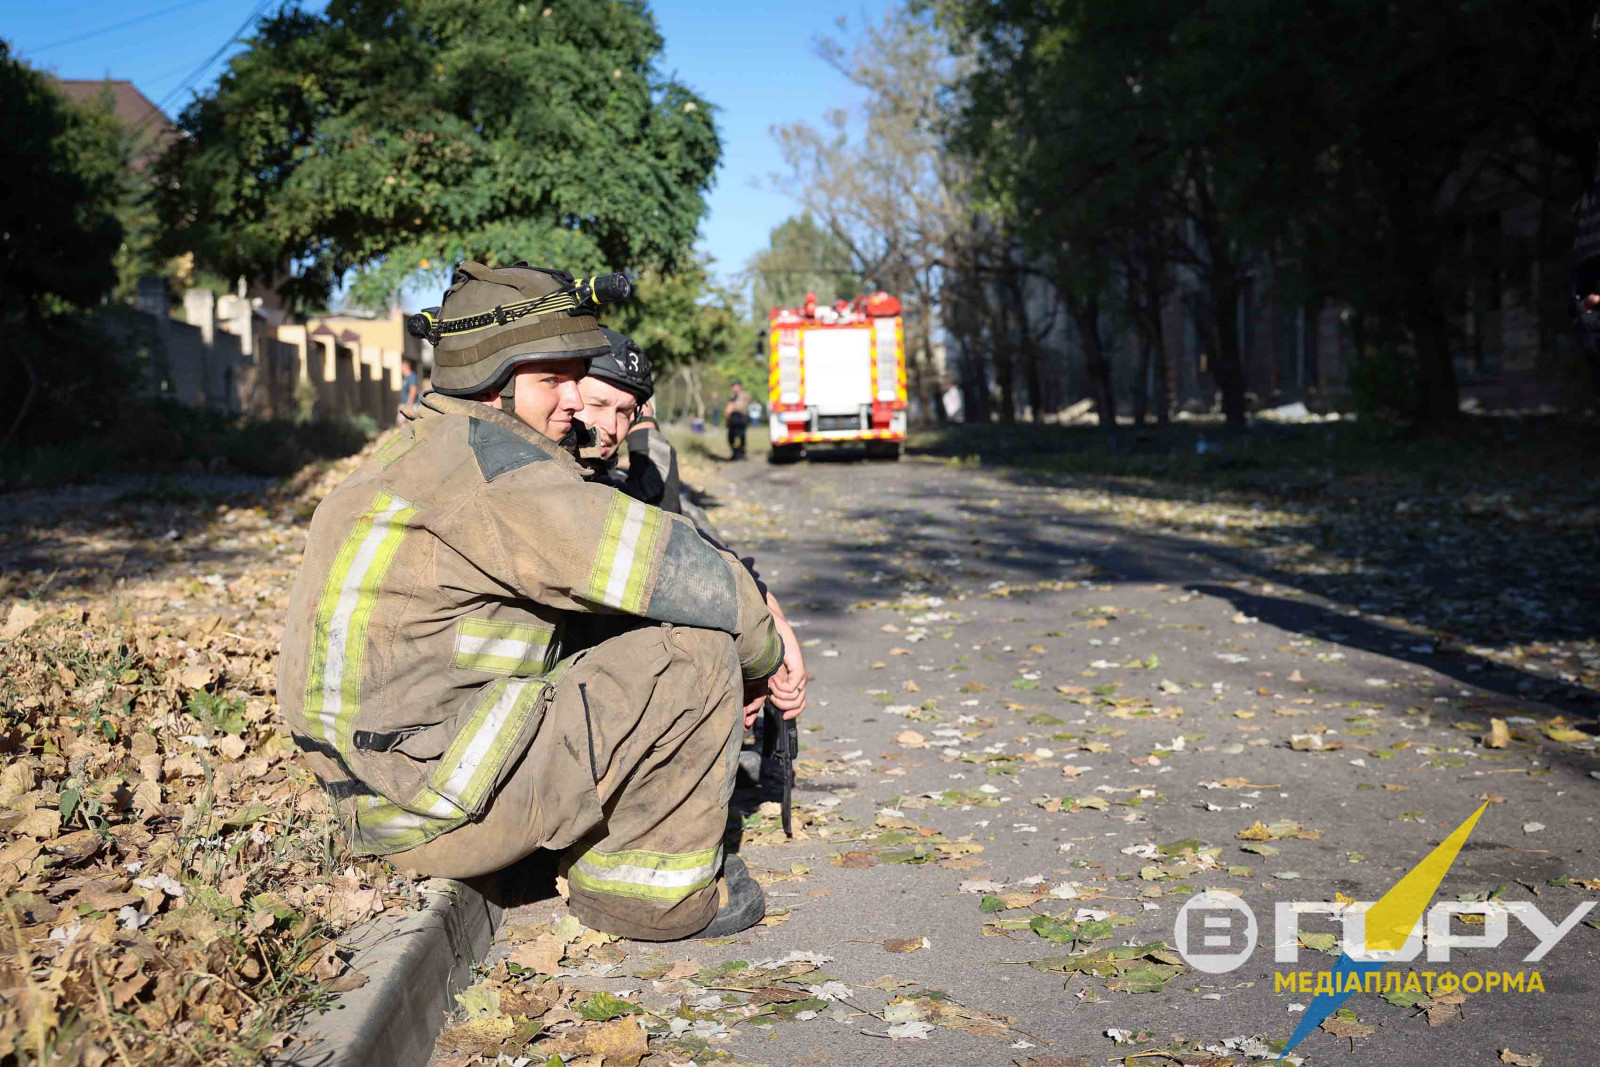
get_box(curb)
[276,878,501,1067]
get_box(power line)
[27,0,208,56]
[750,266,863,275]
[130,0,280,135]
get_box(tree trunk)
[1189,165,1249,429]
[992,287,1017,424]
[4,346,40,447]
[1410,307,1460,425]
[1143,250,1171,427]
[1068,293,1116,430]
[1208,275,1249,429]
[1004,268,1045,422]
[1132,336,1152,427]
[1152,311,1171,427]
[921,307,948,425]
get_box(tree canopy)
[936,0,1600,426]
[0,44,130,443]
[603,253,751,375]
[1,43,124,320]
[745,212,861,312]
[156,0,720,310]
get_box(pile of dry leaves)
[0,444,416,1065]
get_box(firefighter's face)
[504,360,587,439]
[576,376,640,460]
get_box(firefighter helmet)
[589,327,655,402]
[414,262,628,398]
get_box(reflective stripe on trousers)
[568,844,721,904]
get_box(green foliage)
[939,0,1600,426]
[746,212,861,312]
[186,691,248,736]
[0,43,124,318]
[578,991,639,1021]
[0,45,129,444]
[605,254,751,374]
[61,81,174,301]
[156,0,721,309]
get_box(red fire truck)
[765,291,907,462]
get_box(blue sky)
[5,0,893,291]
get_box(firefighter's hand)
[764,593,807,720]
[742,677,770,729]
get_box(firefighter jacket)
[276,393,784,856]
[582,418,681,513]
[585,422,759,589]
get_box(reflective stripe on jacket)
[277,394,782,854]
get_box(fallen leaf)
[177,663,214,691]
[832,851,879,869]
[322,970,369,994]
[585,1018,648,1066]
[1320,1008,1373,1039]
[1424,990,1466,1026]
[435,1016,523,1055]
[1,602,42,639]
[508,934,566,975]
[883,936,928,954]
[14,808,60,841]
[1484,718,1510,749]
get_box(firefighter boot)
[693,854,766,938]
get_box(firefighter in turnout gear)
[577,327,682,512]
[574,329,809,722]
[277,262,783,940]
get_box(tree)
[768,6,971,422]
[942,0,1260,429]
[605,254,752,376]
[0,43,126,442]
[156,0,720,310]
[1221,0,1599,425]
[943,0,1600,429]
[745,212,861,313]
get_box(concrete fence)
[127,280,419,426]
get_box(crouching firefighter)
[572,328,807,830]
[277,262,784,939]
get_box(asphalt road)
[481,449,1600,1067]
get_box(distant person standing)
[397,356,421,425]
[724,381,749,460]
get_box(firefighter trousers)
[389,622,744,940]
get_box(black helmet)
[589,327,654,402]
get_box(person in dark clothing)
[724,381,749,460]
[575,330,807,718]
[576,328,681,511]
